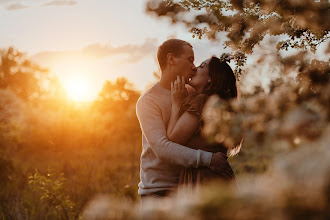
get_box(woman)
[167,56,238,185]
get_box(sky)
[0,0,228,101]
[1,0,328,101]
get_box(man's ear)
[167,53,175,65]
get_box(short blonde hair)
[157,39,192,71]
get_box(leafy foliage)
[147,0,329,51]
[28,170,76,219]
[0,47,52,101]
[146,0,330,76]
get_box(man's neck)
[159,69,175,90]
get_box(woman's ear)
[167,53,175,65]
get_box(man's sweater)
[136,82,213,196]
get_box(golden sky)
[0,0,227,101]
[1,0,328,101]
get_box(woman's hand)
[167,75,200,144]
[171,75,187,110]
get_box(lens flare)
[62,75,94,102]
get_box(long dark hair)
[201,56,241,156]
[202,57,237,100]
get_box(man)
[136,39,228,201]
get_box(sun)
[62,75,95,102]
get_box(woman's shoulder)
[182,93,209,116]
[185,93,208,105]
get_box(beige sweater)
[136,82,212,196]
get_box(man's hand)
[210,152,235,179]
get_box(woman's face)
[189,58,211,93]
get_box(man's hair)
[157,39,192,71]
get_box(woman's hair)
[202,56,237,100]
[202,56,240,156]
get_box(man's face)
[173,45,197,83]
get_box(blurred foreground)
[83,129,330,219]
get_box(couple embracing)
[136,39,238,205]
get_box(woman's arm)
[167,111,200,145]
[167,75,200,145]
[167,75,186,138]
[167,101,181,140]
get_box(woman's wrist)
[171,103,181,112]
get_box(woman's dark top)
[178,93,235,185]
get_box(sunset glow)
[62,75,95,102]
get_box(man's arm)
[136,96,212,168]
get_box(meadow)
[0,89,275,219]
[0,50,141,218]
[1,45,328,220]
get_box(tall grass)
[0,88,141,219]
